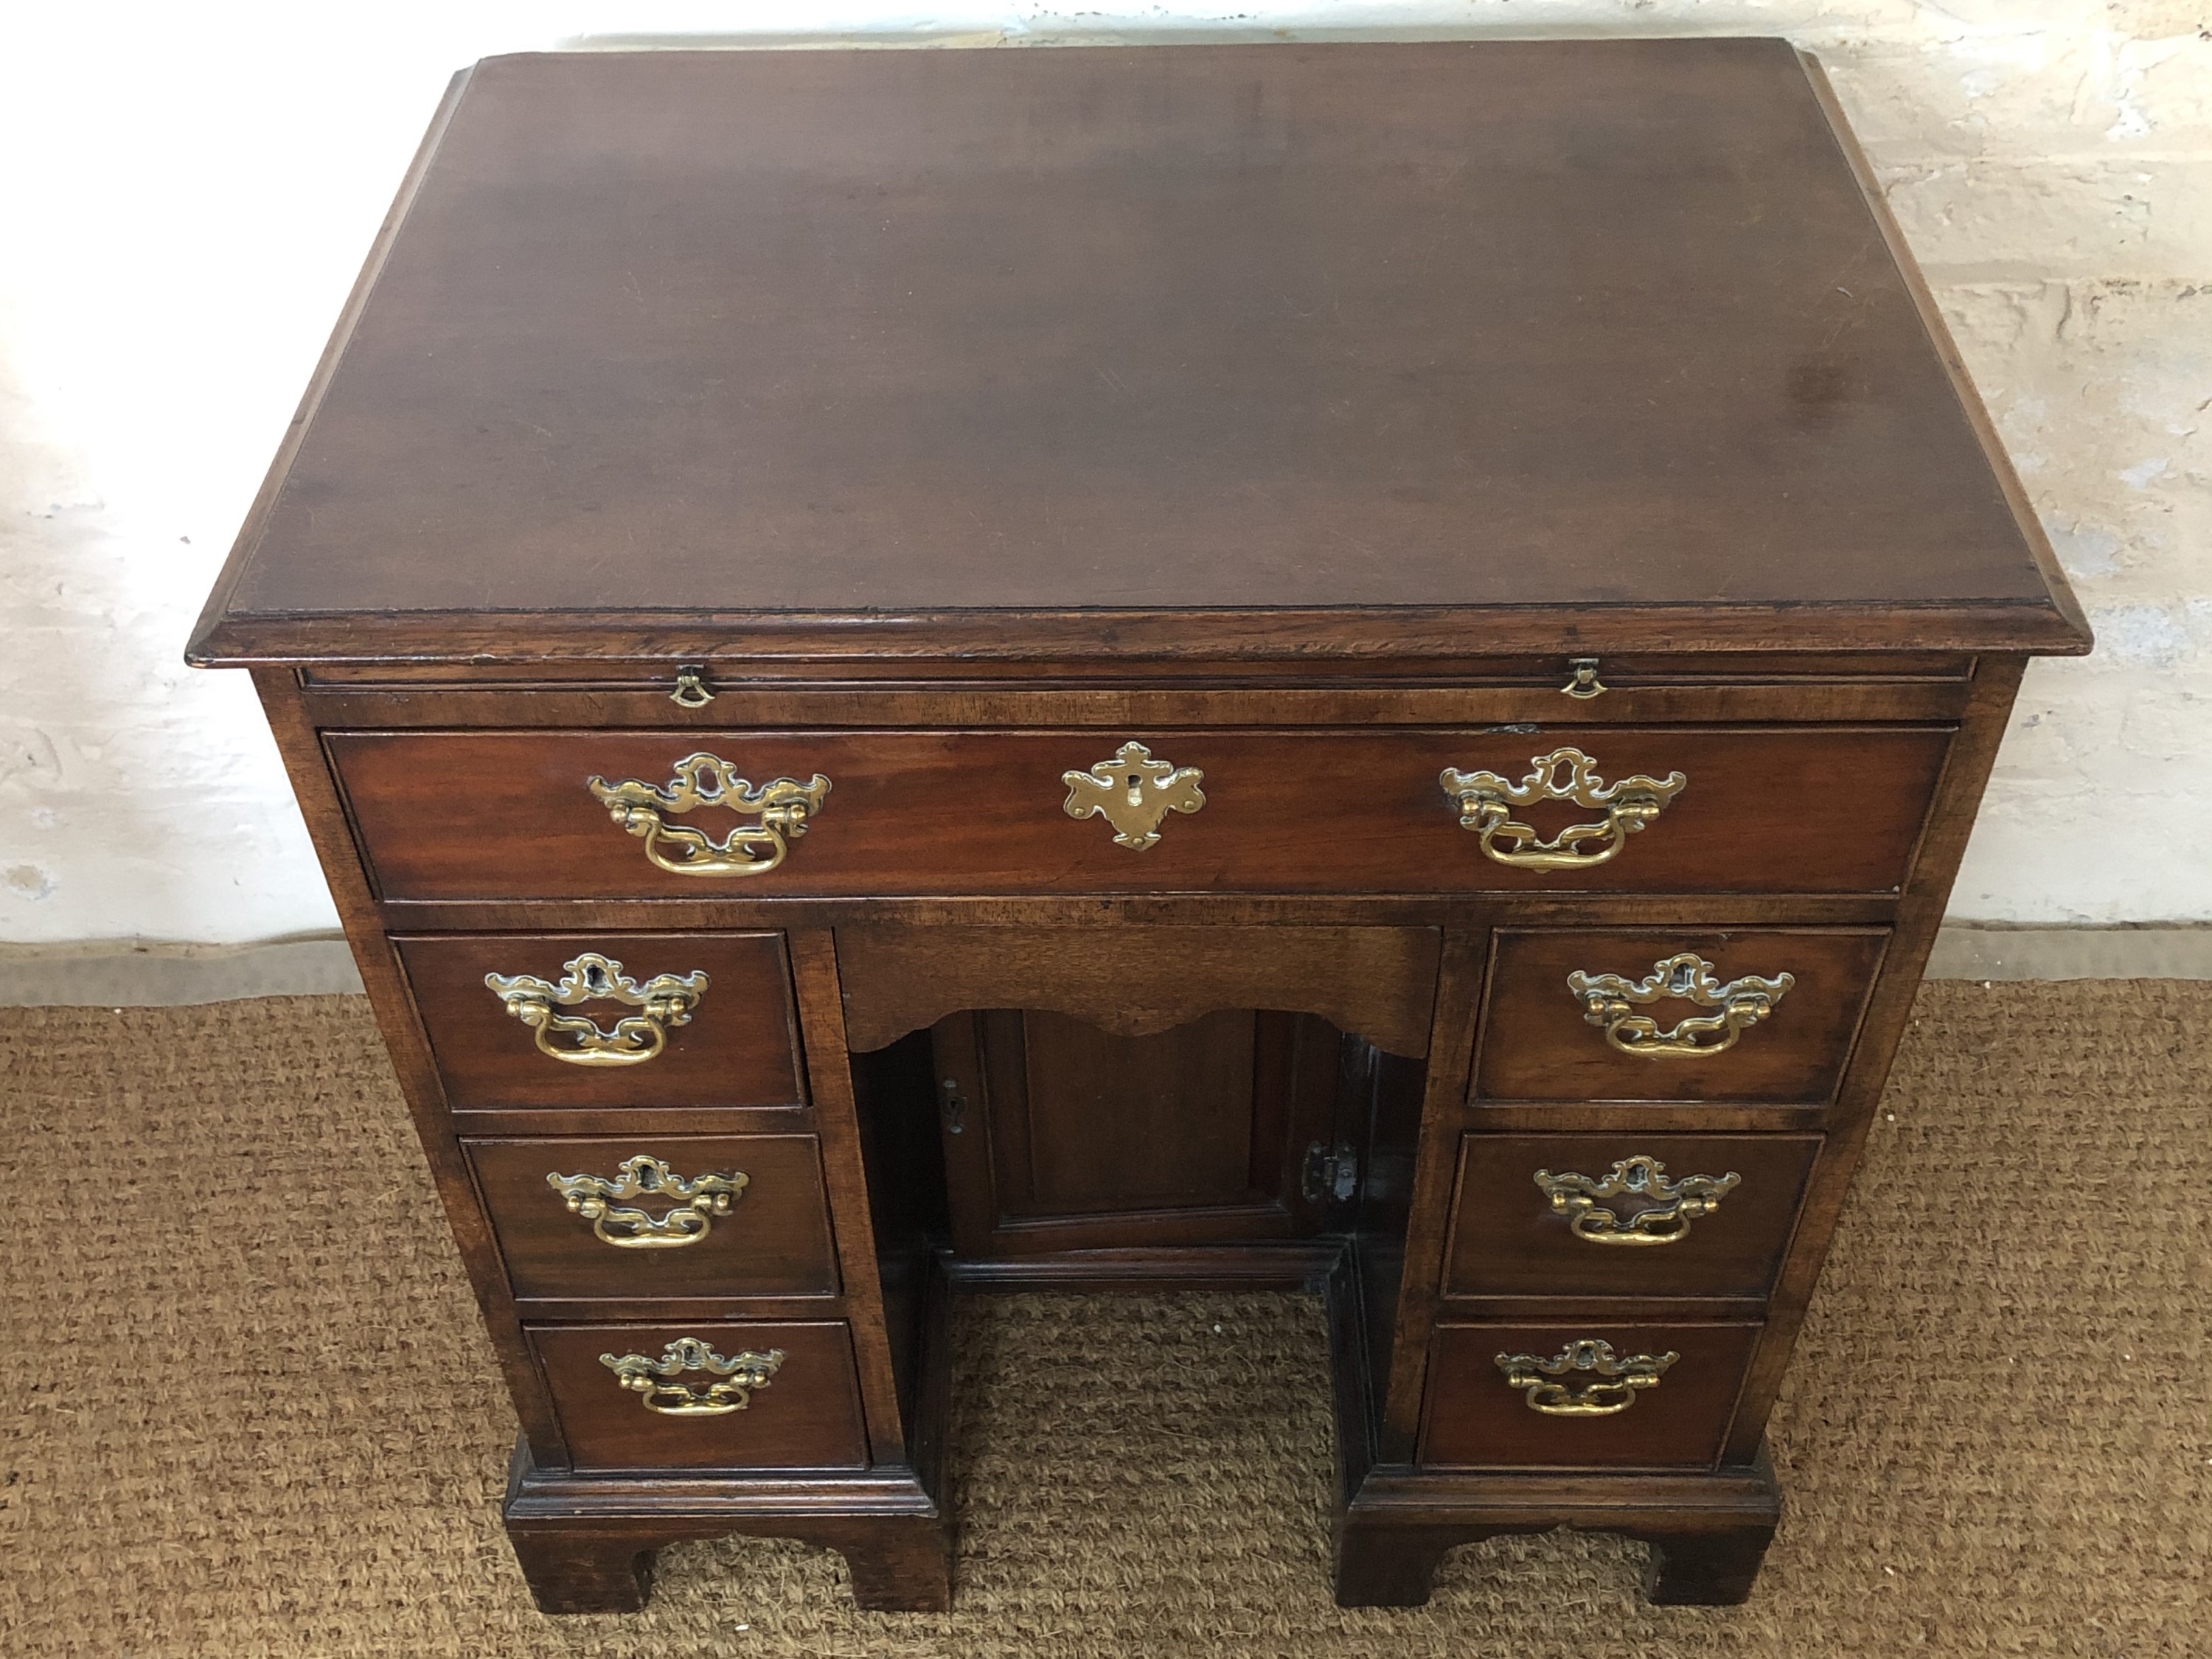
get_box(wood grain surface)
[189,42,2087,662]
[836,922,1438,1054]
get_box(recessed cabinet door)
[929,1009,1349,1256]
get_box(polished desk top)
[189,40,2085,664]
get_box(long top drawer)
[328,726,1950,901]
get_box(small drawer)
[468,1134,839,1300]
[396,932,804,1110]
[1421,1320,1760,1470]
[1474,928,1887,1104]
[328,726,1948,900]
[1442,1133,1820,1300]
[531,1320,869,1472]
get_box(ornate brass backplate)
[1533,1155,1742,1246]
[547,1154,749,1248]
[1568,951,1794,1058]
[1060,741,1206,850]
[587,752,830,877]
[1439,747,1686,869]
[600,1338,785,1416]
[484,952,709,1066]
[1494,1338,1678,1416]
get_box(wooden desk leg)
[504,1512,953,1615]
[1636,1522,1778,1606]
[507,1520,658,1614]
[816,1515,956,1611]
[1335,1514,1777,1609]
[1332,1517,1470,1607]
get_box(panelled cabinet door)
[929,1009,1349,1256]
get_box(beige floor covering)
[0,982,2206,1657]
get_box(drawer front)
[531,1320,868,1472]
[330,726,1949,900]
[1422,1321,1759,1470]
[1442,1133,1821,1300]
[397,933,804,1110]
[1475,928,1888,1104]
[469,1135,839,1300]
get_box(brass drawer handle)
[588,752,830,877]
[548,1154,749,1248]
[1439,747,1686,870]
[484,952,708,1067]
[1495,1338,1677,1416]
[1062,740,1206,849]
[1568,950,1793,1058]
[1534,1155,1741,1246]
[600,1338,785,1416]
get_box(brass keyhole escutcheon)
[1061,741,1206,850]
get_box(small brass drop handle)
[484,952,708,1067]
[1568,951,1794,1059]
[600,1338,785,1416]
[548,1155,749,1248]
[1440,747,1686,870]
[1534,1156,1742,1247]
[1495,1339,1677,1416]
[588,751,830,877]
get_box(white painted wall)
[1,2,2205,944]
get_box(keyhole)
[939,1077,966,1134]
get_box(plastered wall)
[2,3,2205,944]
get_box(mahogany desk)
[189,41,2090,1613]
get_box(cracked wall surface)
[2,2,2205,941]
